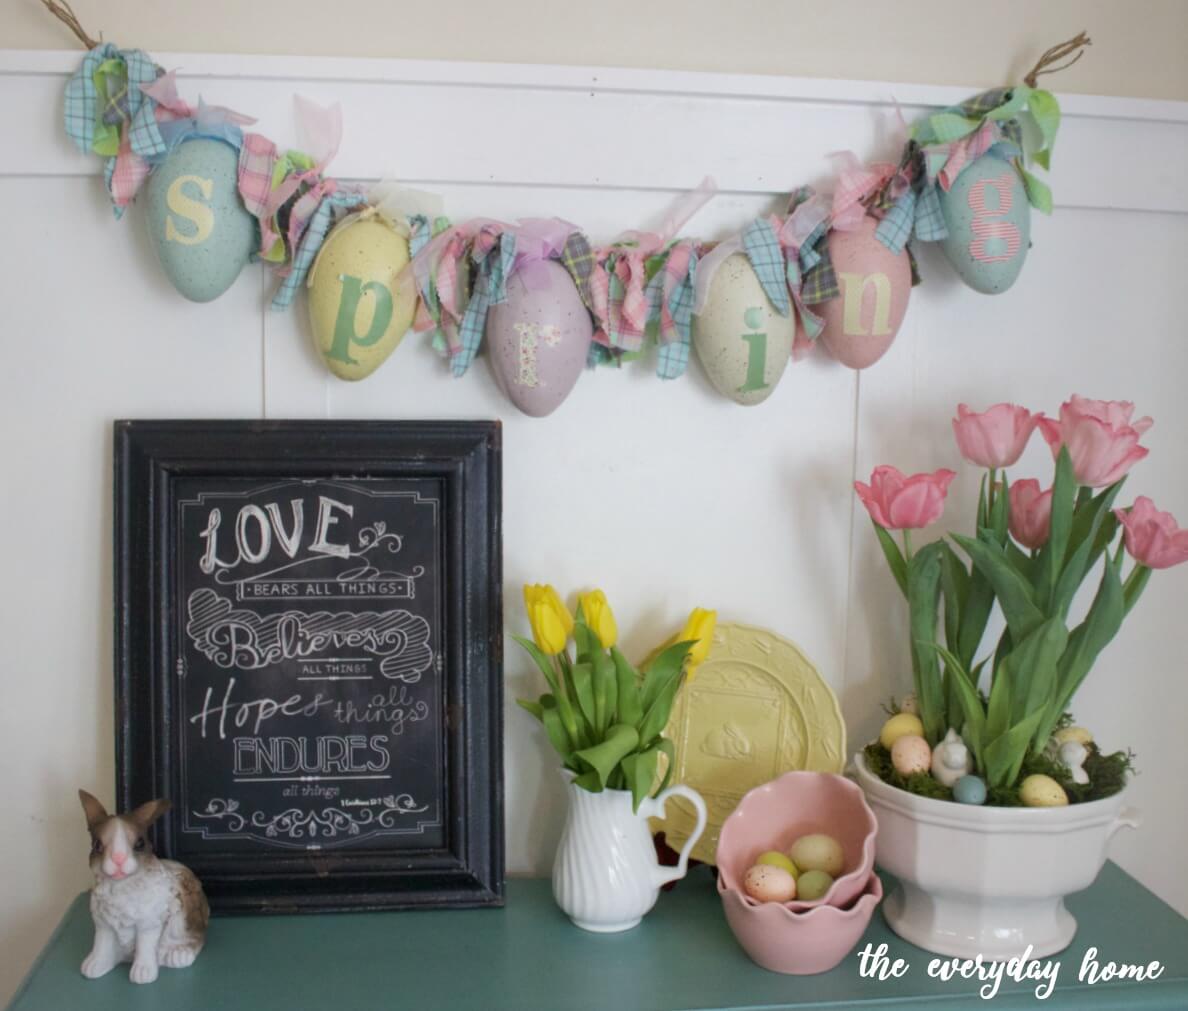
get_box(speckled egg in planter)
[143,138,255,303]
[693,253,794,406]
[306,214,418,381]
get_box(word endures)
[233,734,390,776]
[856,943,1165,1001]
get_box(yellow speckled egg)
[891,734,932,776]
[1054,726,1093,747]
[1020,774,1069,807]
[743,864,797,903]
[692,253,795,406]
[307,213,418,381]
[880,712,925,750]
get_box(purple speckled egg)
[486,259,592,417]
[816,217,911,370]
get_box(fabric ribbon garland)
[452,221,517,377]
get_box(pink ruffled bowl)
[715,771,883,974]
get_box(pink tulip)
[1114,496,1188,569]
[855,466,957,530]
[1037,395,1152,487]
[952,402,1039,469]
[1008,479,1053,550]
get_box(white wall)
[1,49,1186,1001]
[6,0,1188,101]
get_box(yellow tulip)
[679,607,717,679]
[578,589,618,649]
[523,583,572,655]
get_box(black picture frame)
[114,420,503,914]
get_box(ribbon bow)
[829,152,899,232]
[412,219,475,359]
[776,188,837,349]
[63,44,173,216]
[238,97,356,308]
[450,221,517,377]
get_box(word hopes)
[856,942,1165,1001]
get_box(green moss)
[863,740,1135,807]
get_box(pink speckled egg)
[890,734,932,776]
[815,217,911,370]
[486,259,592,417]
[743,864,797,903]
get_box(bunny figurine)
[78,790,209,984]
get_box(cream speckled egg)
[1020,774,1069,807]
[693,253,794,406]
[743,864,797,903]
[879,712,925,750]
[1054,726,1093,747]
[789,834,844,877]
[891,734,932,776]
[307,214,418,381]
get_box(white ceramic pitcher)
[552,776,708,932]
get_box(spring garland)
[43,0,1090,410]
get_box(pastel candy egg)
[788,833,844,877]
[307,214,418,381]
[939,153,1031,294]
[796,869,834,902]
[879,712,925,750]
[756,851,799,877]
[486,259,592,417]
[816,217,911,369]
[693,253,794,406]
[953,775,988,805]
[891,734,932,776]
[143,138,255,302]
[743,864,796,903]
[1020,774,1069,808]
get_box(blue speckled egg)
[143,138,256,302]
[939,153,1030,295]
[953,775,988,805]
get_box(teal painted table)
[9,863,1187,1010]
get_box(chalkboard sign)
[115,421,502,913]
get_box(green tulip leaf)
[983,708,1046,788]
[953,533,1043,643]
[511,634,561,695]
[574,724,640,788]
[569,662,598,731]
[612,646,644,726]
[638,671,685,746]
[874,522,909,597]
[641,640,694,712]
[537,696,574,760]
[655,737,676,794]
[907,542,945,743]
[621,747,661,812]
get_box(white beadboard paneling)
[1,48,1187,1005]
[0,177,262,1001]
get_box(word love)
[200,495,357,573]
[856,942,1165,1001]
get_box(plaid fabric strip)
[650,243,698,380]
[454,229,515,377]
[914,185,948,242]
[238,133,278,225]
[960,88,1013,119]
[64,45,168,214]
[271,190,365,310]
[875,188,918,254]
[742,219,790,317]
[560,232,597,313]
[602,249,650,351]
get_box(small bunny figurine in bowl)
[78,789,209,984]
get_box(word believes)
[857,943,1165,1001]
[199,495,356,573]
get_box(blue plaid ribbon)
[453,230,516,377]
[741,219,792,317]
[270,190,366,310]
[648,247,699,380]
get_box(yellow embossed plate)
[650,622,845,865]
